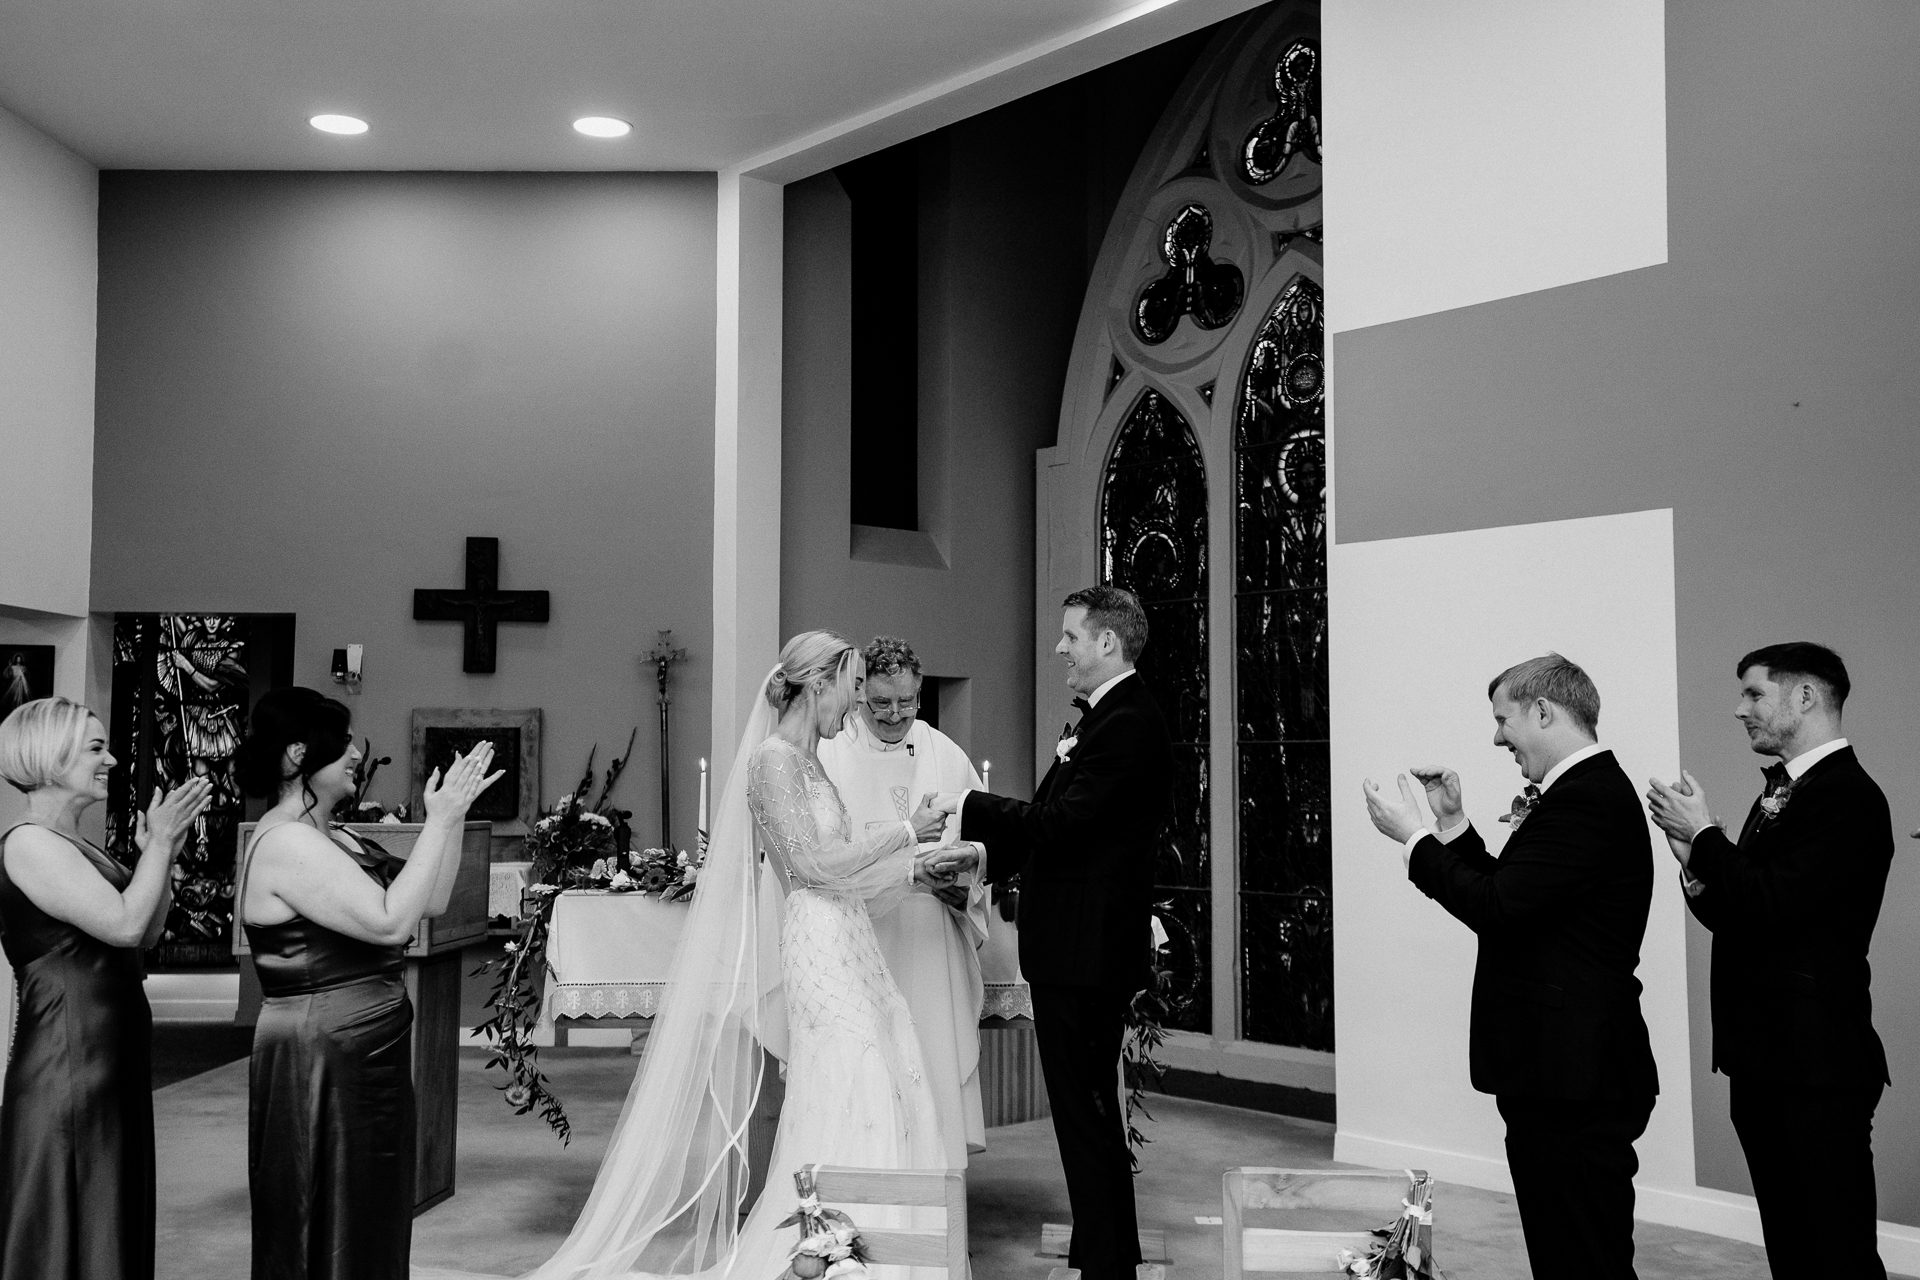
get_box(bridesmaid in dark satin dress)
[0,698,211,1280]
[233,689,498,1280]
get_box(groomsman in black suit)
[1647,642,1893,1280]
[927,585,1172,1280]
[1364,654,1658,1280]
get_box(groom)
[928,585,1171,1280]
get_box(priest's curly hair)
[863,636,921,681]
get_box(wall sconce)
[331,644,363,689]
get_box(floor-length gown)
[0,824,155,1280]
[724,737,949,1280]
[246,834,414,1280]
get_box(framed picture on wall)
[409,707,542,833]
[0,645,55,718]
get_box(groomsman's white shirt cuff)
[1680,867,1707,897]
[1402,817,1469,869]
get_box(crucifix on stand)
[413,537,550,673]
[647,630,690,848]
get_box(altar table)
[543,889,1045,1125]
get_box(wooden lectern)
[233,820,491,1214]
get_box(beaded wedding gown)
[414,690,947,1280]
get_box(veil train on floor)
[415,674,788,1280]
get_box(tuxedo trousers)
[1730,1074,1886,1280]
[1030,983,1140,1280]
[1496,1094,1652,1280]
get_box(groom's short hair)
[1063,585,1149,661]
[1488,653,1601,735]
[864,636,922,682]
[1738,641,1850,710]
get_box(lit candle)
[982,759,991,793]
[697,758,709,842]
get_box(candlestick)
[697,758,710,844]
[982,759,991,792]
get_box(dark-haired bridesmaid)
[234,687,498,1280]
[0,697,212,1280]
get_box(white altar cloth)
[542,889,1032,1025]
[488,861,532,921]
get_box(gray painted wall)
[90,171,717,850]
[1331,0,1920,1222]
[780,38,1209,794]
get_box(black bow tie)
[1071,697,1092,715]
[1762,762,1791,794]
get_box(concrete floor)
[155,1045,1781,1279]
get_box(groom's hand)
[1408,766,1464,830]
[1363,774,1429,844]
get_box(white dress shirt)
[1086,667,1136,708]
[1403,742,1612,863]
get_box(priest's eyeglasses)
[866,694,920,717]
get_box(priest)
[818,635,989,1164]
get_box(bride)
[422,631,958,1280]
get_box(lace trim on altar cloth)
[545,980,1034,1024]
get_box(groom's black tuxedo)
[960,671,1171,1280]
[962,671,1172,991]
[1683,745,1894,1278]
[1407,749,1657,1280]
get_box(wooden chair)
[1223,1168,1435,1278]
[811,1165,969,1275]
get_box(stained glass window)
[1100,387,1210,1033]
[1233,277,1331,1049]
[109,614,286,967]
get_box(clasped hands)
[1645,770,1713,868]
[907,791,976,909]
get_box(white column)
[711,171,785,766]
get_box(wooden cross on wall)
[413,537,550,673]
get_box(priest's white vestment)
[818,716,988,1163]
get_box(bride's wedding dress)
[414,689,947,1280]
[728,737,946,1278]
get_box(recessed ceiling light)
[310,114,369,136]
[573,116,632,139]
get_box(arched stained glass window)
[1100,387,1211,1033]
[1233,277,1331,1049]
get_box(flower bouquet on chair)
[1337,1171,1438,1279]
[776,1166,871,1280]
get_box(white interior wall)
[0,103,98,618]
[1321,0,1667,334]
[1328,510,1702,1215]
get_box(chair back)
[1223,1167,1433,1276]
[812,1165,968,1273]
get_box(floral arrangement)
[470,733,638,1144]
[1120,906,1176,1172]
[775,1167,871,1280]
[1336,1172,1437,1279]
[330,739,409,824]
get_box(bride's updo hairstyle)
[235,687,353,807]
[764,630,860,715]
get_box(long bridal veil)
[417,674,787,1280]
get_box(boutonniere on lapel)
[1498,784,1542,831]
[1056,724,1078,764]
[1758,762,1797,820]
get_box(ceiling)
[0,0,1186,172]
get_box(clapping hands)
[135,777,215,859]
[423,742,506,821]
